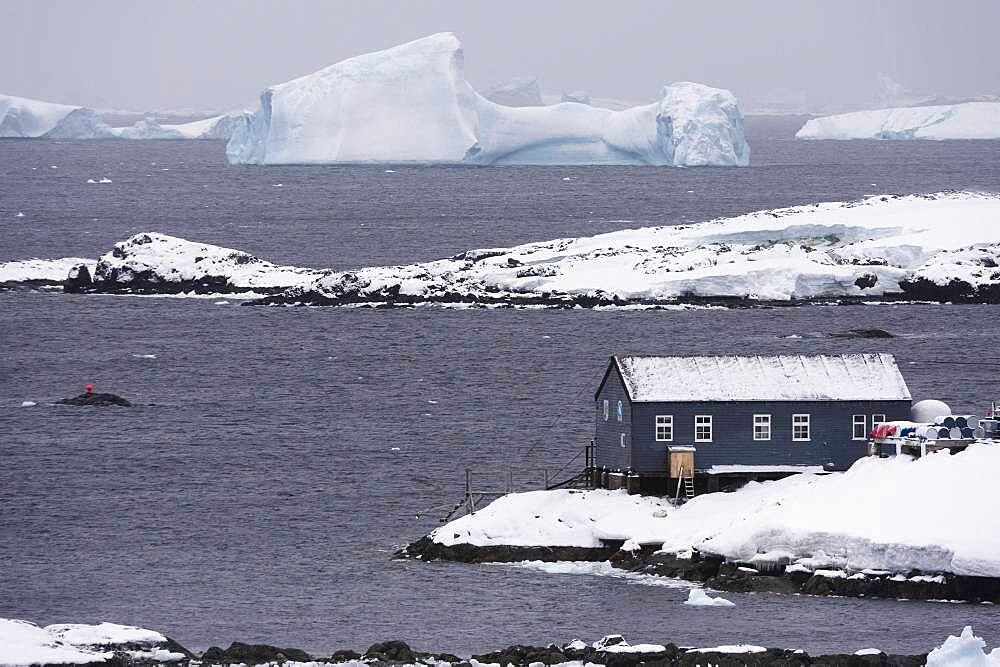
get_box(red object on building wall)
[84,383,94,394]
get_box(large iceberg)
[227,33,749,166]
[0,94,115,138]
[796,101,1000,140]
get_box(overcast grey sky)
[3,0,999,113]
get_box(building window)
[872,414,886,427]
[603,399,609,421]
[792,414,811,441]
[753,414,771,441]
[616,400,623,422]
[853,415,867,440]
[695,415,713,442]
[655,415,673,441]
[620,433,627,448]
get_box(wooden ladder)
[675,466,696,502]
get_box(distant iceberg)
[227,33,750,166]
[113,111,249,140]
[484,76,544,107]
[796,101,1000,140]
[0,94,115,138]
[0,93,245,140]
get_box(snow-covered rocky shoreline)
[402,445,1000,604]
[4,192,1000,306]
[2,618,996,666]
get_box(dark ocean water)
[2,119,1000,655]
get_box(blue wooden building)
[593,354,911,493]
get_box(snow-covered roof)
[612,353,911,402]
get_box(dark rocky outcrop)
[200,641,312,664]
[64,263,94,293]
[828,328,894,338]
[398,535,617,563]
[57,392,132,407]
[364,640,417,663]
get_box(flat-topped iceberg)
[796,101,1000,140]
[226,33,749,166]
[0,93,115,138]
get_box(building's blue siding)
[628,400,911,472]
[595,362,912,473]
[594,365,631,470]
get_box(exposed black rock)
[64,263,94,293]
[828,328,894,338]
[900,276,1000,303]
[57,392,133,407]
[326,649,362,662]
[853,273,878,289]
[364,640,416,663]
[398,535,616,563]
[200,641,312,664]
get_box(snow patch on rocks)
[272,191,1000,306]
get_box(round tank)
[912,399,952,423]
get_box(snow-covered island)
[796,101,1000,140]
[0,92,246,140]
[4,191,999,304]
[405,444,1000,603]
[226,33,749,166]
[1,617,996,666]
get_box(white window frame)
[603,399,609,421]
[695,415,713,443]
[753,414,772,441]
[852,414,867,440]
[616,400,623,423]
[620,433,627,449]
[792,414,811,442]
[872,414,886,427]
[655,415,674,442]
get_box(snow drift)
[0,619,185,665]
[432,444,1000,577]
[796,102,1000,140]
[226,33,749,166]
[0,94,115,138]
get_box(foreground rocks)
[59,636,930,666]
[400,537,1000,605]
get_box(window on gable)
[872,414,886,427]
[753,414,771,441]
[603,399,609,421]
[655,415,673,441]
[792,414,811,441]
[616,400,623,422]
[853,415,867,440]
[620,433,627,448]
[695,415,713,442]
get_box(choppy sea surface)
[3,118,1000,654]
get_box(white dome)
[912,399,952,423]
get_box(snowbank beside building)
[796,102,1000,140]
[431,444,1000,577]
[226,33,749,166]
